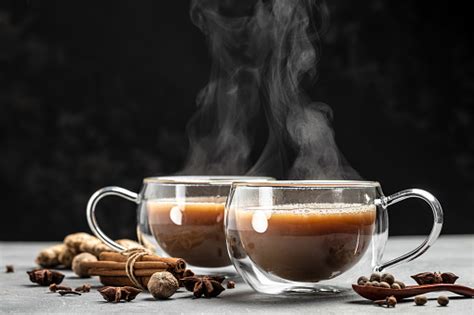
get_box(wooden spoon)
[352,283,474,301]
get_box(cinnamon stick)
[82,261,169,270]
[99,252,186,273]
[89,268,167,277]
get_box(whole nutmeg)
[371,281,381,287]
[414,295,427,305]
[147,271,179,300]
[357,276,369,285]
[381,273,395,285]
[391,283,401,290]
[437,295,449,306]
[72,253,97,278]
[370,273,381,282]
[379,281,391,288]
[394,280,406,289]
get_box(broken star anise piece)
[181,275,225,298]
[440,272,459,284]
[98,286,142,303]
[411,272,459,285]
[27,269,64,286]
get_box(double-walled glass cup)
[86,176,273,272]
[225,180,443,294]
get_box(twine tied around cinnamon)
[121,247,153,290]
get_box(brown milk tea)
[147,198,229,267]
[233,203,376,282]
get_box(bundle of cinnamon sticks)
[81,251,187,288]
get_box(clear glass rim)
[231,180,380,188]
[143,175,274,185]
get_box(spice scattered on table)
[27,269,64,286]
[181,275,225,298]
[5,265,14,273]
[58,290,81,296]
[49,283,72,292]
[226,280,235,289]
[437,295,449,306]
[147,271,179,300]
[374,295,397,308]
[98,286,142,303]
[75,284,91,293]
[414,295,427,305]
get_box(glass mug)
[86,176,273,272]
[225,180,443,294]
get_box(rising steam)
[182,0,359,179]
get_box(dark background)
[1,0,473,241]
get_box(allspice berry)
[414,295,427,305]
[381,273,395,285]
[357,276,369,285]
[386,295,397,307]
[437,295,449,306]
[379,281,391,288]
[370,272,381,282]
[72,253,97,278]
[391,283,401,290]
[147,271,179,300]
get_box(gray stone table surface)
[1,235,473,314]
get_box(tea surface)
[234,203,376,281]
[148,198,229,267]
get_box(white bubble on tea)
[169,206,183,225]
[252,211,269,233]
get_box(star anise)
[440,272,459,284]
[98,286,142,303]
[27,269,64,286]
[181,275,225,298]
[411,272,459,285]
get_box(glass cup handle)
[86,186,139,252]
[375,188,443,271]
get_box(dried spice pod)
[411,272,437,285]
[58,290,81,296]
[181,275,225,298]
[75,284,91,293]
[411,272,459,285]
[27,269,64,286]
[98,286,142,303]
[441,272,459,284]
[49,283,72,292]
